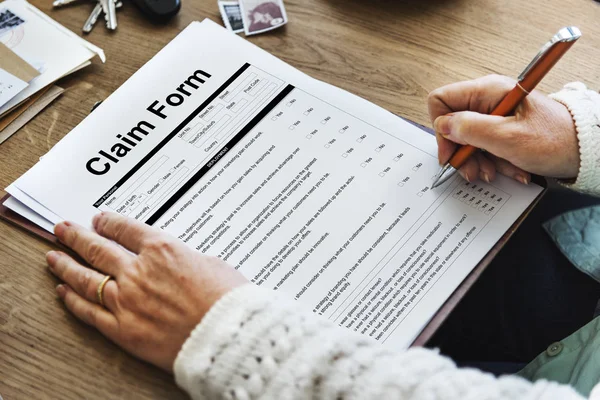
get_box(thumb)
[433,111,519,160]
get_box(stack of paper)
[2,20,543,348]
[0,0,104,143]
[0,42,38,108]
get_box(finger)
[47,251,118,311]
[458,156,479,183]
[476,153,496,183]
[487,154,531,185]
[93,212,162,254]
[435,131,457,165]
[433,111,521,160]
[428,75,515,123]
[57,284,118,339]
[54,221,132,277]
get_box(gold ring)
[97,275,112,307]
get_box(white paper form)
[6,185,62,224]
[0,0,104,115]
[0,67,27,107]
[3,196,54,232]
[8,20,543,348]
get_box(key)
[106,0,118,30]
[82,3,102,33]
[83,1,122,33]
[100,0,118,30]
[53,0,82,7]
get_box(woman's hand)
[46,212,247,372]
[428,74,580,184]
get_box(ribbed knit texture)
[550,82,600,195]
[174,285,584,399]
[173,84,600,399]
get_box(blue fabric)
[544,206,600,282]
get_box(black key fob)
[132,0,181,22]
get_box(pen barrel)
[448,144,477,169]
[446,31,579,172]
[519,40,577,92]
[490,85,528,116]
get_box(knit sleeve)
[549,83,600,196]
[173,284,583,400]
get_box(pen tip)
[431,164,458,189]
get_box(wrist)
[173,284,270,393]
[549,82,600,193]
[550,99,580,179]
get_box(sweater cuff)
[549,82,600,195]
[173,283,271,396]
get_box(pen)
[431,26,582,189]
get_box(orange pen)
[431,26,582,189]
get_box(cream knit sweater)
[174,84,600,400]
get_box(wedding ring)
[97,275,112,307]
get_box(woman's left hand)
[47,212,247,372]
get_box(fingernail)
[434,115,452,136]
[46,251,59,267]
[56,284,67,298]
[483,173,491,183]
[464,172,470,182]
[516,174,529,185]
[54,221,71,239]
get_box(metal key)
[82,3,102,33]
[83,1,122,34]
[99,0,118,30]
[53,0,82,7]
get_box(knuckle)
[83,307,97,326]
[427,88,442,104]
[112,220,129,243]
[67,229,81,249]
[86,241,105,266]
[453,114,470,138]
[122,265,139,281]
[127,269,150,292]
[472,77,485,95]
[79,270,95,293]
[486,73,504,82]
[486,74,514,87]
[122,268,147,295]
[475,75,516,99]
[145,237,174,254]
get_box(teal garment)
[544,206,600,282]
[517,317,600,397]
[516,205,600,397]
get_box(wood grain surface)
[1,0,599,398]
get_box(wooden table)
[1,0,599,398]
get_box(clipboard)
[404,119,548,345]
[0,119,548,346]
[412,174,547,345]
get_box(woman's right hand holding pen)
[428,75,580,184]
